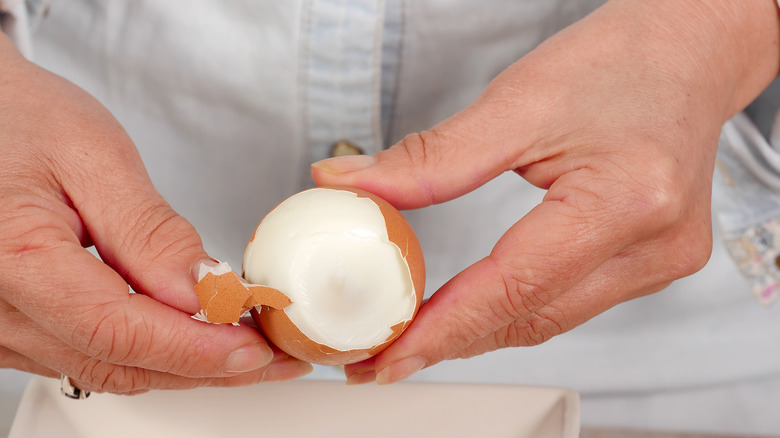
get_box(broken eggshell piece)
[243,186,425,366]
[193,261,291,325]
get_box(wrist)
[607,0,780,121]
[484,0,780,186]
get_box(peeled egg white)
[243,186,425,365]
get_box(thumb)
[311,85,539,209]
[55,124,208,314]
[88,191,208,314]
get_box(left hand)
[311,0,780,384]
[0,36,312,393]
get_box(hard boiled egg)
[243,186,425,366]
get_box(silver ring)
[60,375,90,400]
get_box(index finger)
[2,228,273,378]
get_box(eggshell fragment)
[193,262,291,324]
[244,186,424,366]
[246,285,293,310]
[194,272,252,324]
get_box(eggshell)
[246,186,424,366]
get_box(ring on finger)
[60,374,90,400]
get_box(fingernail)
[260,359,314,382]
[346,370,377,385]
[312,155,376,174]
[225,343,274,373]
[191,258,223,282]
[375,356,426,385]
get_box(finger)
[1,63,205,312]
[43,99,207,313]
[454,215,712,359]
[253,354,315,385]
[66,353,313,395]
[454,255,673,361]
[310,69,548,209]
[0,226,279,378]
[368,166,703,383]
[343,187,621,383]
[344,357,377,385]
[0,302,311,394]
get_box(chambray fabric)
[300,0,385,186]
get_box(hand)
[312,0,780,384]
[0,35,312,394]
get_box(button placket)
[298,0,385,187]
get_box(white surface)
[0,370,32,437]
[10,377,579,438]
[580,372,780,435]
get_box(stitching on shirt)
[382,0,405,149]
[297,0,314,190]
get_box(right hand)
[0,34,312,395]
[313,0,780,384]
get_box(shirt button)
[330,140,364,157]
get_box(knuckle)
[501,308,564,348]
[596,153,713,282]
[81,309,122,360]
[684,234,713,275]
[664,221,713,280]
[635,181,684,230]
[0,208,70,260]
[524,310,564,345]
[73,300,213,378]
[619,154,689,232]
[625,161,713,280]
[72,302,151,366]
[161,333,210,377]
[102,368,151,394]
[387,130,443,204]
[395,130,437,166]
[442,306,496,355]
[490,258,568,348]
[581,154,687,236]
[497,261,555,321]
[121,203,200,267]
[75,359,152,394]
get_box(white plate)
[10,377,579,438]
